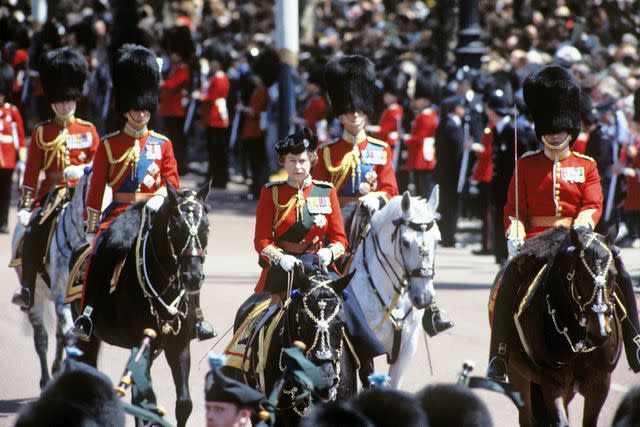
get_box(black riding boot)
[359,357,375,388]
[193,294,217,341]
[422,302,455,337]
[612,249,640,373]
[11,215,45,309]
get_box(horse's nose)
[413,293,432,309]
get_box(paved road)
[1,179,638,426]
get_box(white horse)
[11,172,109,387]
[349,187,441,388]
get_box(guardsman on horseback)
[487,66,640,381]
[72,44,214,341]
[11,47,99,309]
[253,127,387,387]
[0,62,26,233]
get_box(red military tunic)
[254,177,347,293]
[471,124,494,183]
[374,103,403,156]
[241,86,269,140]
[85,125,180,232]
[0,102,26,169]
[623,137,640,211]
[404,107,437,171]
[572,132,589,154]
[303,94,328,136]
[158,63,190,118]
[23,116,99,201]
[201,70,230,128]
[313,130,398,206]
[504,149,603,239]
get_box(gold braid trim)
[35,126,67,171]
[103,138,141,186]
[271,186,304,229]
[322,146,360,191]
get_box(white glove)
[279,254,300,272]
[63,165,85,181]
[86,233,95,246]
[317,248,333,267]
[146,194,166,212]
[507,238,523,259]
[362,194,381,213]
[18,209,32,227]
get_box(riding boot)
[422,302,455,337]
[12,217,45,309]
[193,294,217,341]
[358,357,375,388]
[612,248,640,373]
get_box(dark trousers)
[624,210,640,240]
[246,137,268,200]
[21,208,50,295]
[161,116,187,175]
[413,170,435,199]
[0,168,14,228]
[439,186,459,246]
[477,182,494,252]
[493,203,508,263]
[207,127,229,188]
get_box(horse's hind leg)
[581,373,610,427]
[75,335,101,367]
[165,340,193,427]
[26,299,51,388]
[51,321,65,374]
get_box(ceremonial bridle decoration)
[546,233,615,353]
[167,191,207,260]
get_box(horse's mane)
[371,196,436,230]
[102,202,145,254]
[517,227,571,263]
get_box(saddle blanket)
[65,247,125,304]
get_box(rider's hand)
[146,194,165,212]
[18,209,32,227]
[279,254,300,272]
[63,165,85,182]
[361,194,381,213]
[317,248,333,267]
[507,238,523,259]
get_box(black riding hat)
[275,127,318,156]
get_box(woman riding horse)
[12,47,99,309]
[72,44,213,341]
[253,127,386,386]
[487,65,640,380]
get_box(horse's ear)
[197,179,212,202]
[427,184,439,213]
[401,191,411,219]
[569,226,582,249]
[165,179,179,206]
[332,270,355,295]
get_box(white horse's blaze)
[350,186,441,388]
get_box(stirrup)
[486,355,508,382]
[71,316,93,342]
[11,287,32,309]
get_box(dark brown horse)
[492,227,622,427]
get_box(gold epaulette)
[318,138,339,150]
[521,149,542,158]
[573,151,595,162]
[102,130,120,141]
[76,118,94,127]
[312,179,333,188]
[367,136,389,148]
[264,180,285,189]
[149,130,170,142]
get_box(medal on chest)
[145,141,162,160]
[307,197,332,214]
[66,132,93,149]
[361,149,387,165]
[560,166,585,183]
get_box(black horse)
[230,269,358,426]
[73,182,210,427]
[491,227,623,427]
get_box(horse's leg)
[76,335,101,367]
[26,296,51,388]
[508,369,534,427]
[164,340,193,427]
[388,322,420,389]
[540,382,569,427]
[52,321,65,374]
[581,372,610,427]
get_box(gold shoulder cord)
[271,186,305,229]
[322,146,360,190]
[35,126,67,170]
[103,139,141,186]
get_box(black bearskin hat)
[324,55,376,116]
[15,359,125,427]
[416,384,493,427]
[203,38,232,71]
[0,62,14,96]
[523,65,581,142]
[39,47,88,104]
[414,69,441,103]
[254,48,282,88]
[350,388,429,427]
[382,67,409,100]
[307,59,327,90]
[165,26,195,62]
[275,127,318,156]
[112,44,160,114]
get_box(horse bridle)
[167,191,207,260]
